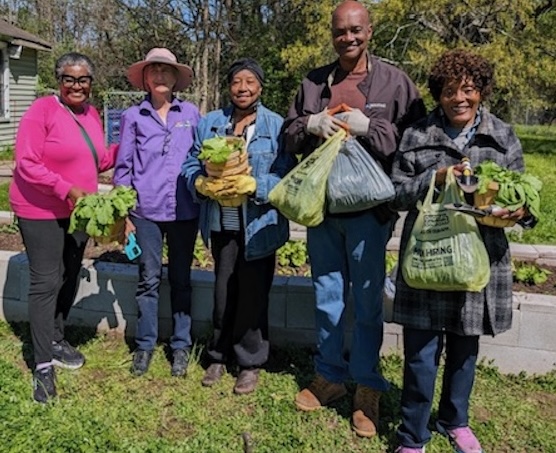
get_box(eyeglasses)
[59,75,93,88]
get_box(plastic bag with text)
[401,168,490,292]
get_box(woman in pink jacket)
[9,52,117,403]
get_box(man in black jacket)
[283,0,425,438]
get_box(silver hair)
[54,52,95,79]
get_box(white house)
[0,19,51,148]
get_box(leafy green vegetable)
[197,137,244,164]
[513,261,551,285]
[68,186,137,237]
[475,161,542,219]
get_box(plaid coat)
[390,107,524,336]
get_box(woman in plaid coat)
[390,49,531,453]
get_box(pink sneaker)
[395,447,425,453]
[437,424,483,453]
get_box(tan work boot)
[295,374,347,411]
[352,384,380,437]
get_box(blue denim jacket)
[182,104,295,261]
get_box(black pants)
[18,218,88,365]
[207,231,275,368]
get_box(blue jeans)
[397,328,479,448]
[307,210,391,391]
[133,216,198,352]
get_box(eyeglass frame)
[58,74,93,88]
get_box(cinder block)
[1,297,28,323]
[482,309,521,347]
[285,280,315,329]
[0,251,26,300]
[519,310,556,351]
[533,245,556,261]
[269,276,287,328]
[381,332,401,353]
[509,243,539,261]
[516,293,556,314]
[270,326,315,347]
[479,343,556,375]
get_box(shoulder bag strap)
[59,97,99,170]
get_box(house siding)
[0,47,38,148]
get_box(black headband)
[227,58,264,85]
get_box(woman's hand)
[67,186,88,204]
[434,163,467,186]
[491,206,527,221]
[124,217,136,240]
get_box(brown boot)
[352,384,380,437]
[201,363,225,387]
[295,374,347,411]
[233,368,259,395]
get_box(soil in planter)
[1,231,556,296]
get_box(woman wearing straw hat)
[114,48,200,378]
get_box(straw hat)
[127,48,193,91]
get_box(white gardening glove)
[306,109,345,139]
[338,108,370,136]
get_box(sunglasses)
[59,75,93,88]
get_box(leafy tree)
[370,0,556,122]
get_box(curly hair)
[428,49,494,102]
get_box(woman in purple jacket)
[113,48,200,378]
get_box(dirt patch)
[2,231,556,295]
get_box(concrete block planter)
[1,250,555,375]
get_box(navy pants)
[133,217,198,352]
[397,327,479,448]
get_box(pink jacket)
[9,95,117,219]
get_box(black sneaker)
[131,349,153,376]
[52,340,85,370]
[33,366,56,403]
[171,349,189,377]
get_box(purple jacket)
[114,96,201,221]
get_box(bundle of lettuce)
[197,136,245,164]
[68,186,137,238]
[198,136,249,179]
[475,161,542,219]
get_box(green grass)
[0,145,14,161]
[0,321,555,452]
[515,125,556,155]
[0,182,10,211]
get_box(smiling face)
[331,2,372,69]
[143,63,178,97]
[439,78,482,129]
[58,64,92,111]
[229,69,262,110]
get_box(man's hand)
[338,108,370,136]
[306,109,346,138]
[213,175,256,198]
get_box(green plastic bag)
[401,168,491,292]
[269,130,345,227]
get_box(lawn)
[0,182,9,211]
[1,321,555,452]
